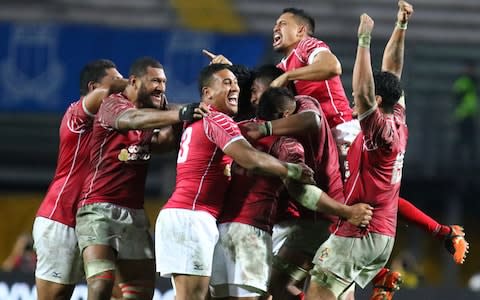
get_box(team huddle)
[31,1,469,300]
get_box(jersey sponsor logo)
[118,144,151,162]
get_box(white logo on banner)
[0,281,175,300]
[0,24,64,108]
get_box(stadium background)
[0,0,478,299]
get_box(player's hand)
[239,121,264,142]
[347,203,373,227]
[358,13,374,37]
[179,102,209,122]
[287,162,315,185]
[202,49,233,65]
[397,1,413,24]
[270,72,289,88]
[194,102,210,119]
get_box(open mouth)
[227,96,238,106]
[150,94,166,108]
[273,33,282,47]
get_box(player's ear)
[375,95,383,106]
[87,81,97,92]
[202,86,212,100]
[297,24,306,37]
[128,75,137,88]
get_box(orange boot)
[370,268,402,300]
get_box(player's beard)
[137,83,156,109]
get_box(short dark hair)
[198,63,232,95]
[374,71,403,111]
[257,87,295,121]
[254,64,297,95]
[228,64,254,121]
[129,56,163,77]
[79,59,116,96]
[283,7,315,35]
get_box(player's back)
[37,99,94,227]
[337,104,408,237]
[295,95,344,203]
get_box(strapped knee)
[310,267,350,298]
[118,280,154,300]
[85,259,116,280]
[272,255,309,282]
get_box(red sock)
[295,291,305,300]
[373,267,389,283]
[398,197,449,238]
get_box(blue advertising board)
[0,22,267,112]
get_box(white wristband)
[296,185,323,211]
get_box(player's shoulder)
[207,110,235,123]
[294,95,321,112]
[298,36,329,49]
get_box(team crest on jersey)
[118,145,151,162]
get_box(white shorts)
[331,119,361,146]
[32,217,84,284]
[311,233,394,288]
[76,203,154,260]
[210,222,272,297]
[272,219,331,256]
[155,208,219,277]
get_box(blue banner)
[0,22,267,112]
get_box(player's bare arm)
[285,181,373,227]
[115,102,208,131]
[271,51,341,87]
[241,111,320,142]
[382,1,413,79]
[352,13,376,116]
[83,79,128,114]
[224,138,315,184]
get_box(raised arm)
[382,1,413,79]
[83,78,128,115]
[352,14,376,117]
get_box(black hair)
[282,7,315,36]
[79,59,117,96]
[253,64,297,95]
[257,87,295,121]
[198,63,232,95]
[129,56,163,77]
[373,71,403,112]
[228,64,254,121]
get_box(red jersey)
[36,98,95,227]
[163,108,244,218]
[79,93,154,209]
[277,37,352,128]
[219,125,305,233]
[335,104,408,237]
[277,95,345,223]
